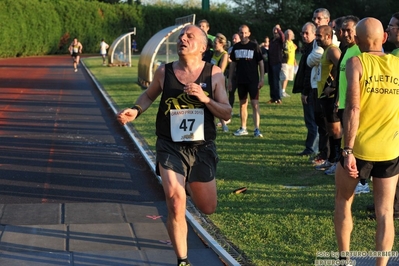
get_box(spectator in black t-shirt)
[228,25,265,138]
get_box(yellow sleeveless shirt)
[354,53,399,161]
[317,44,338,98]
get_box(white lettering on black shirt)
[234,49,254,59]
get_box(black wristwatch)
[342,148,353,158]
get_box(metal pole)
[202,0,209,11]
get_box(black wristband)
[131,105,142,117]
[343,146,353,150]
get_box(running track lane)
[0,56,165,204]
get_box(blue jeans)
[302,90,319,154]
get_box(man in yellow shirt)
[280,29,297,97]
[334,17,399,266]
[314,25,341,172]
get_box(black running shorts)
[156,138,218,183]
[237,82,260,101]
[319,97,340,123]
[340,156,399,179]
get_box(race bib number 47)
[170,109,205,142]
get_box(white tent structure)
[108,28,136,66]
[138,15,196,88]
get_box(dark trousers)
[268,63,281,101]
[314,95,329,160]
[303,90,319,154]
[229,77,237,109]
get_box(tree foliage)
[1,0,399,57]
[227,0,399,48]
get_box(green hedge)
[0,0,266,58]
[140,6,271,47]
[1,0,397,58]
[0,0,61,57]
[0,0,141,57]
[50,0,144,54]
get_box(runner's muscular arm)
[258,59,264,89]
[324,47,341,96]
[328,47,341,79]
[117,64,164,125]
[343,56,362,177]
[343,57,361,148]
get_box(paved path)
[0,56,225,266]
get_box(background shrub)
[0,0,263,57]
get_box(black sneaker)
[177,258,191,266]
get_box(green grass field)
[82,56,398,265]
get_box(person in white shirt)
[100,39,109,66]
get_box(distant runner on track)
[69,38,83,72]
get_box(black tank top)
[155,62,216,142]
